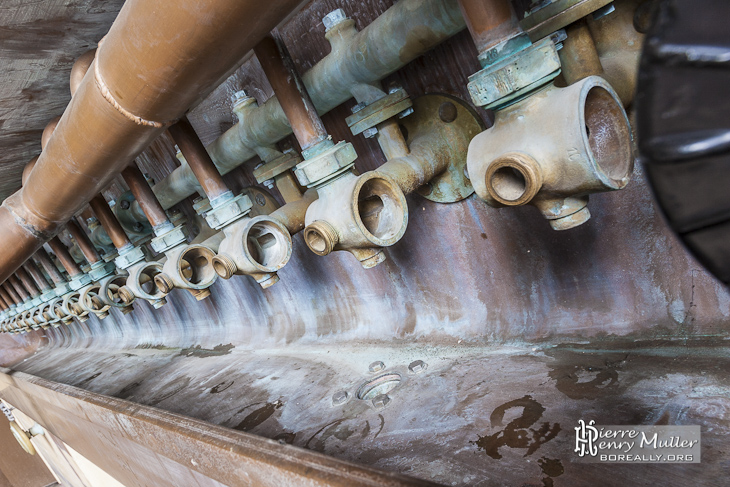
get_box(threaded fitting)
[118,286,135,304]
[120,305,134,315]
[303,221,338,256]
[154,273,175,294]
[188,288,211,301]
[212,254,237,280]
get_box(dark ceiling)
[0,0,126,202]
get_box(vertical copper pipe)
[67,220,102,264]
[0,294,8,310]
[48,238,83,277]
[168,120,230,201]
[8,275,31,302]
[0,286,13,306]
[23,260,52,292]
[559,19,603,85]
[88,195,132,250]
[254,35,328,150]
[121,164,170,229]
[34,249,67,285]
[457,0,522,55]
[16,267,40,297]
[3,283,21,305]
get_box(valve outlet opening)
[584,86,633,183]
[490,166,527,202]
[245,220,290,269]
[179,246,216,286]
[355,177,406,245]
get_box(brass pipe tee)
[212,215,292,289]
[155,244,219,300]
[302,171,408,268]
[467,76,633,230]
[122,261,168,309]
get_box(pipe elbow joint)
[467,76,633,230]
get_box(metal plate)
[399,94,485,203]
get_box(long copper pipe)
[168,121,230,202]
[8,275,30,302]
[2,283,21,306]
[0,294,8,310]
[254,35,328,150]
[88,196,132,251]
[121,164,169,229]
[48,238,83,277]
[457,0,522,55]
[23,260,52,292]
[16,268,40,298]
[67,220,102,264]
[0,0,304,283]
[34,249,67,285]
[0,286,14,307]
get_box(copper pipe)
[23,260,52,292]
[2,281,23,304]
[88,195,132,251]
[457,0,522,55]
[254,35,328,150]
[8,275,30,302]
[16,267,40,297]
[70,49,97,97]
[48,238,83,277]
[559,19,603,85]
[121,164,170,229]
[0,0,303,283]
[67,220,102,264]
[168,120,230,202]
[34,249,67,285]
[41,117,61,152]
[0,286,15,307]
[0,294,8,310]
[21,157,39,186]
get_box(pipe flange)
[253,151,302,184]
[204,193,253,230]
[345,88,413,136]
[88,261,116,282]
[484,152,544,206]
[114,246,146,270]
[150,225,187,254]
[467,37,561,110]
[400,93,485,203]
[294,141,358,188]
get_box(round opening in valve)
[582,85,633,186]
[244,218,292,271]
[353,174,408,247]
[178,246,217,288]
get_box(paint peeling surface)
[7,340,730,485]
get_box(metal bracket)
[345,88,413,136]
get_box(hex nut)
[363,127,378,139]
[408,360,428,374]
[368,361,385,373]
[323,9,347,31]
[332,391,350,406]
[294,141,357,188]
[372,394,390,410]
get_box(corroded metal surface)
[6,339,730,486]
[0,365,439,487]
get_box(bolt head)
[397,107,414,119]
[263,179,275,190]
[331,390,349,406]
[372,394,390,410]
[363,127,378,139]
[408,360,428,374]
[351,103,366,114]
[231,90,249,104]
[368,361,385,373]
[323,9,347,31]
